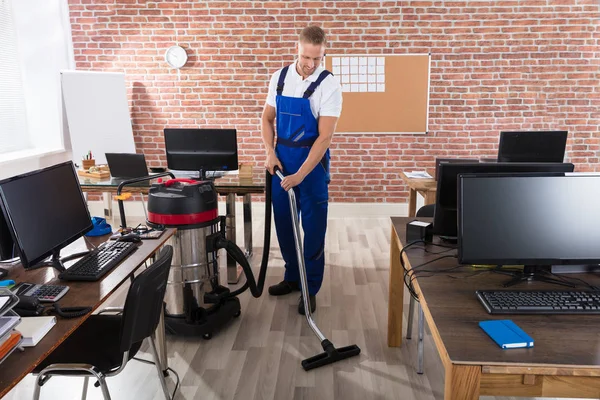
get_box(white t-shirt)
[266,61,342,119]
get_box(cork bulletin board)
[325,54,430,134]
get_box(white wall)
[0,0,74,179]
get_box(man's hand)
[280,172,305,191]
[265,151,283,175]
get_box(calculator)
[11,282,70,303]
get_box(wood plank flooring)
[3,215,585,400]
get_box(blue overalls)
[272,65,332,296]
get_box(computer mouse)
[117,233,142,243]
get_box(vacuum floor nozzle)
[301,340,361,371]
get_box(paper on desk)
[0,297,10,313]
[405,171,432,179]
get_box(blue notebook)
[479,320,534,349]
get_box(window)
[0,0,30,155]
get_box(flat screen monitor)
[433,162,575,239]
[105,153,149,179]
[434,157,478,181]
[458,174,600,283]
[497,130,568,163]
[163,128,238,180]
[0,161,93,270]
[0,206,14,261]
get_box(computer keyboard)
[476,290,600,315]
[59,241,137,282]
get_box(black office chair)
[416,204,435,218]
[32,245,174,400]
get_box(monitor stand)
[502,265,575,288]
[439,235,457,244]
[32,249,91,273]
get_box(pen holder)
[82,159,96,170]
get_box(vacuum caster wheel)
[233,310,241,318]
[202,333,212,340]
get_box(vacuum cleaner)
[142,168,360,370]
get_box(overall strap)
[303,70,333,99]
[276,66,290,96]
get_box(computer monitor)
[497,130,568,163]
[458,173,600,286]
[434,158,478,180]
[0,206,14,261]
[163,128,238,180]
[0,161,93,271]
[105,153,149,179]
[433,162,575,239]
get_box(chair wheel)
[203,333,212,340]
[233,310,241,318]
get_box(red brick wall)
[68,0,600,203]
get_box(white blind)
[0,0,29,155]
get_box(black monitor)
[0,161,93,271]
[434,157,479,181]
[497,130,568,163]
[458,173,600,286]
[0,205,14,261]
[163,128,238,180]
[433,162,575,239]
[105,153,149,179]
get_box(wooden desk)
[398,172,437,217]
[0,229,175,398]
[79,171,265,284]
[387,217,600,399]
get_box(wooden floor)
[3,216,584,400]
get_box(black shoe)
[298,295,316,315]
[268,280,300,296]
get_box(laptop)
[105,153,150,184]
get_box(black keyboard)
[477,290,600,315]
[59,241,137,282]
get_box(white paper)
[350,66,358,74]
[368,65,376,74]
[377,57,385,65]
[341,66,349,75]
[405,171,432,179]
[377,65,385,74]
[0,296,10,312]
[368,75,376,83]
[341,75,349,83]
[409,221,431,227]
[359,74,367,83]
[368,57,376,66]
[369,84,377,92]
[359,66,367,74]
[359,84,367,92]
[333,66,340,75]
[377,84,385,92]
[341,57,349,65]
[332,57,340,65]
[377,74,385,83]
[351,84,359,92]
[359,57,367,65]
[350,57,358,65]
[342,83,351,92]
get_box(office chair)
[32,245,174,400]
[415,204,435,218]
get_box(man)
[261,25,342,315]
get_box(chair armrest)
[96,307,124,315]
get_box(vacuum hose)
[212,170,273,298]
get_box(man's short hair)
[299,25,326,45]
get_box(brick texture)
[68,0,600,203]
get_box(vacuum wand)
[275,168,361,371]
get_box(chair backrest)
[119,245,173,353]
